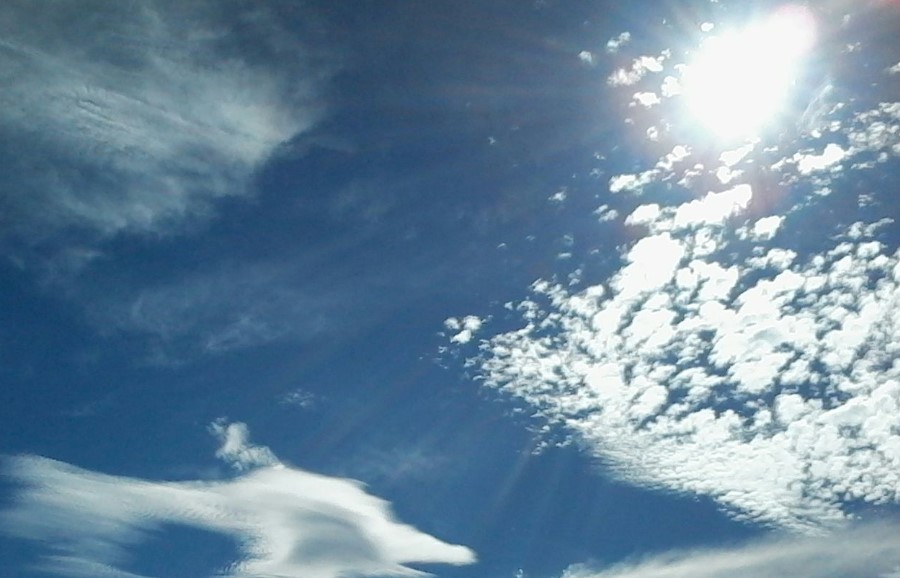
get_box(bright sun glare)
[681,5,817,139]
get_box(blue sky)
[2,1,900,577]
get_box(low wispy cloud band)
[561,522,900,578]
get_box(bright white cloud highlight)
[680,6,817,138]
[1,422,475,578]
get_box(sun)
[681,5,817,140]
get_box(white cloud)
[847,103,900,156]
[606,32,631,53]
[794,143,848,174]
[660,75,681,98]
[595,205,620,223]
[579,51,595,65]
[609,171,657,194]
[719,144,754,167]
[209,419,279,471]
[608,145,694,196]
[657,145,690,171]
[560,523,900,578]
[446,315,485,344]
[1,421,475,578]
[612,233,685,299]
[609,145,694,193]
[749,216,784,241]
[632,92,661,108]
[714,166,741,184]
[0,0,324,244]
[625,204,661,226]
[672,185,752,229]
[608,55,666,87]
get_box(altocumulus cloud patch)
[1,421,475,578]
[459,8,900,532]
[473,153,900,531]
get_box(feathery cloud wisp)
[1,421,475,578]
[0,0,325,245]
[561,522,900,578]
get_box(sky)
[1,0,900,577]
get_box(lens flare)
[681,5,817,139]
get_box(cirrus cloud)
[0,0,326,249]
[1,421,475,578]
[560,522,900,578]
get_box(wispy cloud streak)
[561,523,900,578]
[0,0,325,245]
[1,421,475,578]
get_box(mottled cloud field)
[461,6,900,533]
